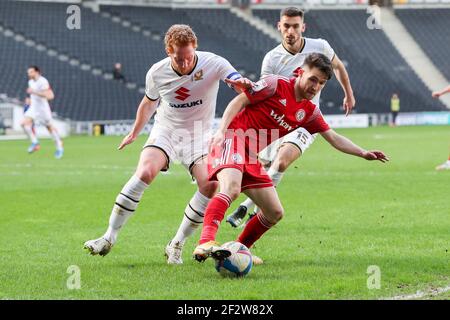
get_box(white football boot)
[193,241,231,262]
[436,160,450,171]
[84,237,113,256]
[165,241,183,265]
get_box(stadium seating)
[395,9,450,81]
[254,9,445,113]
[0,1,165,87]
[0,1,445,121]
[0,27,141,121]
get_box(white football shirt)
[261,38,335,108]
[145,51,241,132]
[28,76,51,110]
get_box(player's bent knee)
[21,119,31,127]
[222,181,241,201]
[135,164,159,184]
[271,207,284,224]
[197,180,218,198]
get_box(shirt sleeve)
[303,108,330,134]
[215,56,242,82]
[244,75,278,105]
[260,51,273,78]
[320,39,335,61]
[145,67,160,101]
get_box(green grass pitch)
[0,125,449,300]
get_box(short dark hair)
[280,7,304,20]
[28,65,41,73]
[303,53,333,80]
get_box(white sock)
[171,191,210,245]
[103,175,148,243]
[267,167,284,187]
[240,197,255,211]
[24,125,38,144]
[51,129,63,150]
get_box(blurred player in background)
[432,85,450,170]
[21,66,64,159]
[227,7,355,227]
[193,54,388,262]
[84,25,251,264]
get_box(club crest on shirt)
[193,69,203,81]
[249,79,267,95]
[296,109,306,122]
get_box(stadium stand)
[0,0,446,121]
[395,9,450,82]
[0,25,141,120]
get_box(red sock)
[237,212,275,249]
[199,193,232,244]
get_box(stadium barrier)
[0,102,70,139]
[68,112,450,136]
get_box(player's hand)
[209,130,225,152]
[343,95,355,116]
[26,88,34,95]
[362,150,389,163]
[432,91,440,98]
[225,78,253,93]
[118,133,137,150]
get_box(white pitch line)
[383,285,450,300]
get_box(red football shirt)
[228,74,330,153]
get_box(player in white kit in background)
[84,25,251,264]
[21,66,64,159]
[227,7,356,227]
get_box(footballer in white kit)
[144,50,242,170]
[84,25,251,264]
[21,66,64,158]
[26,76,53,125]
[257,37,335,163]
[227,7,356,227]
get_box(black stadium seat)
[0,1,445,121]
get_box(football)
[215,241,253,277]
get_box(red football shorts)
[207,133,273,191]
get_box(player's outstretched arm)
[332,55,355,116]
[118,96,159,150]
[320,129,389,162]
[209,93,250,150]
[432,85,450,98]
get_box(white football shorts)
[24,106,53,126]
[258,127,316,163]
[143,123,210,173]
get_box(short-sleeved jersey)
[28,76,51,110]
[145,51,241,132]
[261,38,335,108]
[228,75,330,153]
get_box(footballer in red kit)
[193,53,389,263]
[208,73,330,191]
